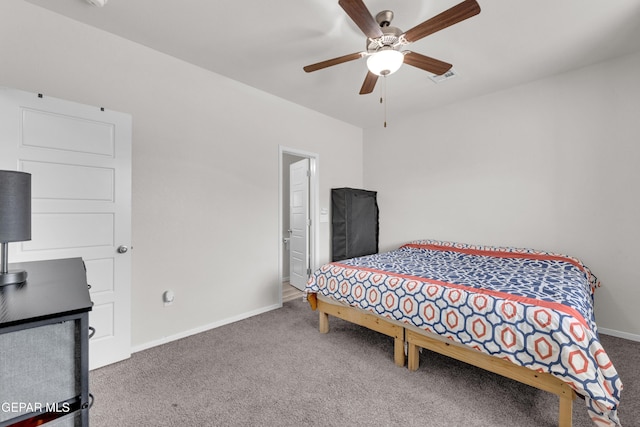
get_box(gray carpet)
[90,298,639,426]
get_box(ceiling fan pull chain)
[383,75,388,128]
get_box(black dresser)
[331,187,379,262]
[0,258,93,427]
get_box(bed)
[305,239,622,427]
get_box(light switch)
[320,207,329,223]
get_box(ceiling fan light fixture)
[366,49,404,76]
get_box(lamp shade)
[0,170,31,243]
[366,49,404,76]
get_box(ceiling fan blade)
[359,71,378,95]
[338,0,384,39]
[403,52,452,75]
[402,0,480,43]
[303,52,365,73]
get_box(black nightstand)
[0,258,93,427]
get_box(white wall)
[0,0,363,349]
[364,51,640,339]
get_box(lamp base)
[0,270,27,286]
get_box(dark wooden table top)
[0,257,93,328]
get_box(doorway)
[278,146,319,304]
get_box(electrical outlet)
[163,290,175,306]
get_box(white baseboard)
[599,327,640,342]
[131,303,281,354]
[131,307,638,354]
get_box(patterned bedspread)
[306,239,622,426]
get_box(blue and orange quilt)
[306,239,622,426]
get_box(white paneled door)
[289,158,310,290]
[0,88,132,369]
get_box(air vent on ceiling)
[86,0,108,6]
[428,68,458,83]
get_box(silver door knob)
[117,245,128,254]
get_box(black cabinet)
[331,188,379,262]
[0,258,93,427]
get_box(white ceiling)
[24,0,640,129]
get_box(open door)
[0,88,132,369]
[288,158,310,290]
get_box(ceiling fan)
[303,0,481,95]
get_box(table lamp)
[0,170,31,286]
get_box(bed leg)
[319,311,329,334]
[393,334,405,367]
[558,394,573,427]
[407,341,420,371]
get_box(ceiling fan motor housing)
[366,25,402,53]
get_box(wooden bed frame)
[308,292,406,367]
[307,293,577,427]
